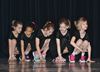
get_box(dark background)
[0,0,100,58]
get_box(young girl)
[69,17,95,63]
[21,23,36,62]
[8,20,23,61]
[54,18,71,63]
[33,21,54,63]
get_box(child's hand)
[22,57,25,62]
[40,58,46,63]
[55,56,66,63]
[58,56,63,59]
[79,49,83,52]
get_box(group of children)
[8,17,95,63]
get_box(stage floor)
[0,59,100,72]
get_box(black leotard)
[73,31,89,42]
[21,32,36,51]
[56,30,71,53]
[36,30,52,49]
[8,31,21,52]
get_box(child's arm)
[56,38,62,58]
[36,37,42,60]
[21,40,25,61]
[70,36,83,52]
[42,39,50,54]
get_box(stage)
[0,59,100,72]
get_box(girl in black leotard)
[34,21,54,63]
[8,20,23,61]
[69,17,95,63]
[54,18,71,63]
[21,23,36,62]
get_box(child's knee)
[83,40,89,44]
[76,39,83,46]
[82,40,89,47]
[63,48,69,54]
[12,39,17,44]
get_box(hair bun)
[12,20,16,26]
[32,21,35,25]
[47,21,52,23]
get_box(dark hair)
[59,18,71,28]
[12,20,23,27]
[43,21,54,30]
[25,23,35,31]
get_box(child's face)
[25,27,33,35]
[14,24,23,33]
[45,27,54,36]
[59,23,69,32]
[80,21,88,31]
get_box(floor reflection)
[8,62,93,72]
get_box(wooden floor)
[0,59,100,72]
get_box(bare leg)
[69,39,83,63]
[80,40,90,57]
[9,39,17,61]
[14,48,19,55]
[72,39,83,55]
[63,47,69,54]
[42,39,50,54]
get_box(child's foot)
[8,57,12,61]
[79,56,86,63]
[34,56,40,63]
[69,54,75,63]
[8,58,12,62]
[42,53,46,62]
[8,57,17,62]
[12,56,17,61]
[25,55,31,62]
[33,52,40,63]
[86,59,95,63]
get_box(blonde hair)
[74,17,87,30]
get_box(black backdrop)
[0,0,100,58]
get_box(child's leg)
[42,39,50,55]
[72,39,83,55]
[14,47,19,55]
[9,39,17,60]
[79,40,89,62]
[81,40,89,55]
[63,47,69,54]
[33,51,40,62]
[69,39,83,63]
